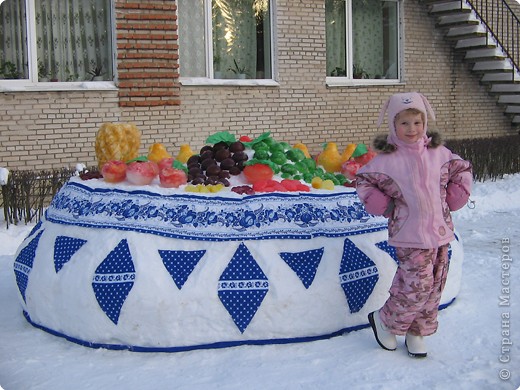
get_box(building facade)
[0,0,518,171]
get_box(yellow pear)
[317,142,343,173]
[176,144,195,164]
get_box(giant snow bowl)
[13,177,464,352]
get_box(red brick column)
[115,0,180,107]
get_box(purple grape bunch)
[186,141,248,186]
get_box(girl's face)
[394,111,425,144]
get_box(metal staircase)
[425,0,520,127]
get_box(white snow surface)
[1,174,520,390]
[0,168,9,186]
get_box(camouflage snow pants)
[379,244,450,336]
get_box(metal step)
[473,60,513,72]
[512,116,520,124]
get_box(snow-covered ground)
[1,174,519,390]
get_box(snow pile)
[455,174,520,219]
[1,174,519,390]
[0,167,8,186]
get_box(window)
[178,0,273,81]
[326,0,400,82]
[0,0,113,83]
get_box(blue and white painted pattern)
[218,243,269,333]
[45,181,387,241]
[279,247,324,289]
[339,238,379,314]
[92,239,136,325]
[53,236,87,273]
[159,249,206,289]
[12,180,464,352]
[14,231,44,303]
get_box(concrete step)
[473,60,513,72]
[489,84,520,93]
[437,11,480,27]
[430,1,472,14]
[481,72,520,83]
[447,24,487,39]
[505,106,520,114]
[426,0,520,126]
[498,95,520,104]
[455,35,497,49]
[465,47,506,61]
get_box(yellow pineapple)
[95,123,141,169]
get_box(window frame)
[0,0,117,92]
[326,0,404,88]
[179,0,279,87]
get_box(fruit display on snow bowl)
[12,126,464,353]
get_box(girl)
[356,92,472,358]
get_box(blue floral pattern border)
[45,181,387,241]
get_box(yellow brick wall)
[0,0,517,171]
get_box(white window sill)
[0,81,118,93]
[180,77,280,87]
[326,77,404,88]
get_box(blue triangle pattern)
[13,230,44,303]
[92,239,135,325]
[339,238,379,313]
[218,243,269,333]
[53,236,87,273]
[375,240,399,265]
[158,249,206,289]
[279,247,324,289]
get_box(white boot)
[405,333,427,358]
[368,310,397,351]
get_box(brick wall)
[0,0,517,171]
[0,91,121,170]
[115,0,180,107]
[157,0,515,155]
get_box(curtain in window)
[35,0,112,82]
[179,0,270,79]
[213,0,257,78]
[326,0,399,80]
[0,0,28,79]
[178,0,206,77]
[352,1,384,79]
[325,0,346,77]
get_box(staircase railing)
[465,0,520,81]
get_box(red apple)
[158,157,174,172]
[354,149,377,166]
[341,160,362,181]
[243,164,274,184]
[126,161,159,185]
[159,167,188,188]
[101,160,127,183]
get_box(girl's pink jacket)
[356,135,472,249]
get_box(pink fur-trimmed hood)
[377,92,436,148]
